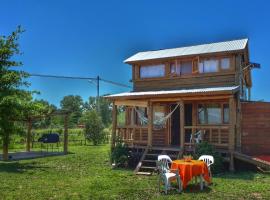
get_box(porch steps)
[135,147,182,175]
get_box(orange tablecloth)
[171,160,211,189]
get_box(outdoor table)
[171,159,211,190]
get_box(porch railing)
[116,125,148,146]
[184,125,230,149]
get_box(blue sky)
[1,0,270,106]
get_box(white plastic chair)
[198,155,214,178]
[190,130,205,144]
[156,155,182,194]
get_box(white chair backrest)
[157,155,172,172]
[199,155,214,167]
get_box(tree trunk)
[26,119,32,152]
[2,135,9,161]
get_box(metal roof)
[124,38,248,63]
[106,86,239,99]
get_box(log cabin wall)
[241,101,270,155]
[132,53,242,92]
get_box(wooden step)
[142,159,156,163]
[140,166,156,170]
[136,172,152,176]
[146,153,158,156]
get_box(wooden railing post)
[63,114,69,155]
[229,97,237,171]
[147,102,153,147]
[111,102,117,150]
[180,101,185,152]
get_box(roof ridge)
[136,38,248,53]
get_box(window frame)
[198,56,233,74]
[197,103,230,125]
[170,59,193,76]
[139,64,166,79]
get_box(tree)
[0,26,33,160]
[84,110,104,145]
[31,99,57,129]
[85,96,112,126]
[60,95,83,127]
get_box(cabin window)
[198,104,222,124]
[223,104,229,124]
[221,58,230,70]
[199,59,219,73]
[140,64,165,78]
[154,105,165,122]
[170,60,192,76]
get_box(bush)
[84,110,104,145]
[111,137,129,167]
[194,141,224,174]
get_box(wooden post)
[248,87,251,101]
[147,101,153,147]
[111,102,117,150]
[26,118,32,152]
[229,97,237,171]
[180,101,185,153]
[63,114,69,154]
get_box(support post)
[229,96,237,172]
[26,118,32,152]
[63,114,69,154]
[180,101,185,154]
[248,87,251,101]
[147,101,153,147]
[111,102,117,150]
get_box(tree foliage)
[60,95,83,127]
[84,96,112,126]
[83,110,104,145]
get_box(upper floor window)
[140,64,165,78]
[170,60,192,76]
[199,58,219,73]
[220,58,230,70]
[198,57,231,73]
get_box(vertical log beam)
[147,101,153,147]
[63,114,69,154]
[111,102,117,150]
[229,96,237,171]
[26,118,32,152]
[180,101,185,153]
[248,87,251,101]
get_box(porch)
[106,86,239,171]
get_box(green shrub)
[194,141,224,174]
[84,110,104,145]
[111,137,128,167]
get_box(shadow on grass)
[0,161,50,173]
[214,171,257,181]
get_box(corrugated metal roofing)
[124,38,248,63]
[106,86,239,99]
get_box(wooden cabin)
[106,38,269,172]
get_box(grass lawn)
[0,145,270,200]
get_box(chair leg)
[200,175,204,191]
[177,176,182,193]
[164,179,168,194]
